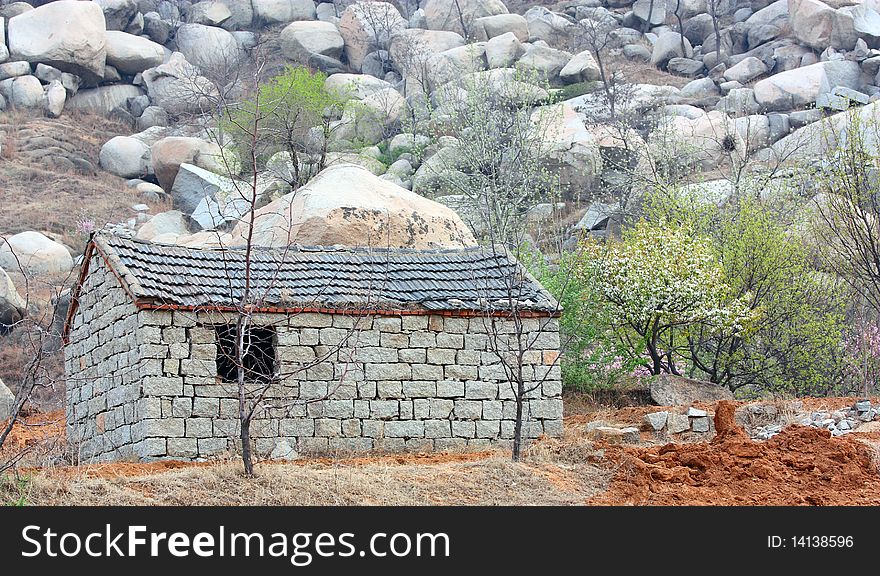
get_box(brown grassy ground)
[0,110,148,254]
[3,395,880,505]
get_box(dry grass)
[0,110,147,254]
[3,448,611,505]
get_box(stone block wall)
[64,256,143,461]
[66,264,564,462]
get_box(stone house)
[63,233,563,462]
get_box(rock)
[151,136,229,192]
[45,80,66,118]
[100,136,151,179]
[135,105,167,130]
[270,439,299,461]
[687,407,708,417]
[531,102,602,195]
[229,163,478,249]
[651,32,693,69]
[389,28,465,81]
[330,80,406,146]
[0,378,14,421]
[527,6,577,44]
[339,2,405,72]
[143,11,172,45]
[684,13,716,46]
[485,32,524,69]
[175,23,242,72]
[0,266,27,333]
[855,399,872,412]
[34,63,61,84]
[94,0,138,31]
[587,425,641,444]
[252,0,316,24]
[474,13,529,42]
[424,0,508,37]
[743,0,790,49]
[649,374,735,406]
[516,44,571,85]
[7,0,107,82]
[644,411,669,431]
[753,60,861,111]
[717,87,760,115]
[6,74,42,108]
[623,44,652,61]
[65,84,145,116]
[0,61,30,81]
[691,416,711,432]
[189,1,233,27]
[656,110,745,170]
[723,56,768,83]
[846,4,880,48]
[170,163,239,218]
[136,181,167,201]
[681,77,720,98]
[141,52,216,117]
[559,50,601,83]
[788,0,842,50]
[136,210,190,241]
[421,43,486,89]
[0,231,73,276]
[105,31,165,75]
[667,57,705,77]
[667,413,690,434]
[634,0,666,26]
[280,20,344,64]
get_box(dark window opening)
[215,325,276,383]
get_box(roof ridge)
[95,231,502,256]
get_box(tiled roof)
[90,233,558,314]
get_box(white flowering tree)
[577,220,756,375]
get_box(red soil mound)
[592,414,880,505]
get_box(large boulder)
[64,84,144,116]
[744,0,790,49]
[516,45,571,85]
[389,28,466,80]
[229,163,478,248]
[753,60,861,111]
[787,0,835,49]
[45,80,66,118]
[485,32,524,69]
[649,373,735,406]
[280,20,344,63]
[559,50,601,84]
[105,31,165,75]
[151,136,231,192]
[0,267,26,333]
[654,110,746,171]
[338,2,406,72]
[474,13,529,42]
[252,0,316,25]
[424,0,508,37]
[723,56,769,83]
[99,136,152,179]
[94,0,138,31]
[531,102,602,196]
[651,32,693,69]
[141,52,216,117]
[170,163,241,219]
[174,23,242,72]
[4,75,43,108]
[524,6,574,44]
[7,0,107,81]
[0,231,73,277]
[136,210,190,242]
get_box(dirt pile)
[592,405,880,505]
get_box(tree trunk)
[512,380,524,462]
